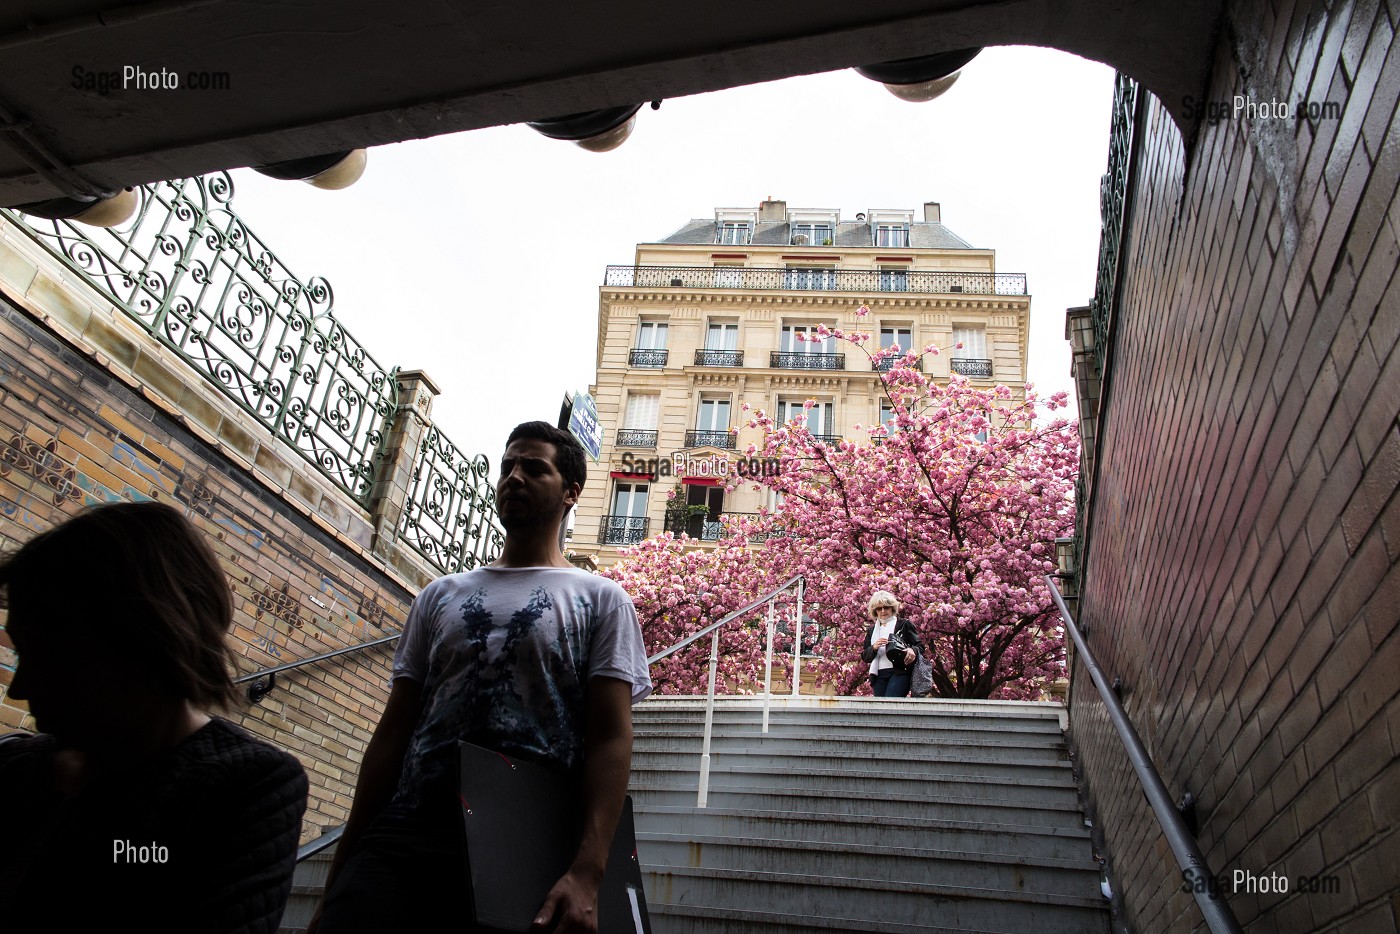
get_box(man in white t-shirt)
[314,421,652,933]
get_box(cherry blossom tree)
[605,315,1079,700]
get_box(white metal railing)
[646,575,806,806]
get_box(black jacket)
[861,617,922,670]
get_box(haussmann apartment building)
[574,198,1031,569]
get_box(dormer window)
[718,222,752,245]
[791,223,832,246]
[875,224,909,247]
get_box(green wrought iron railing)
[1090,72,1139,376]
[1075,71,1142,593]
[2,173,502,575]
[398,426,504,574]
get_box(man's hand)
[531,868,602,932]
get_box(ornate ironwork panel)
[950,357,994,379]
[601,515,649,545]
[770,352,844,370]
[5,174,395,502]
[684,430,736,450]
[616,429,658,448]
[694,349,744,367]
[1090,72,1140,375]
[629,348,669,367]
[605,265,1028,296]
[399,426,504,575]
[809,434,843,446]
[873,357,922,372]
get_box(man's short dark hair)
[0,501,238,709]
[505,421,587,492]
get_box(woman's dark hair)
[0,501,239,709]
[505,420,587,492]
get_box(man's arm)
[309,676,423,928]
[531,676,634,933]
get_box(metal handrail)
[296,823,344,862]
[1045,575,1242,933]
[647,575,805,807]
[604,265,1029,296]
[234,633,401,701]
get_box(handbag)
[912,652,934,697]
[885,633,911,667]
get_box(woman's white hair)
[867,590,900,619]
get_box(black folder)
[458,742,652,934]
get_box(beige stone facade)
[574,199,1030,568]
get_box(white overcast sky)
[223,46,1114,468]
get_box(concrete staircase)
[278,696,1110,934]
[631,696,1110,934]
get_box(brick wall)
[0,295,412,842]
[1071,1,1399,931]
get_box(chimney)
[923,201,941,223]
[759,198,786,222]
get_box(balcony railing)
[809,434,843,446]
[616,429,658,449]
[874,356,923,372]
[663,512,760,541]
[600,515,649,545]
[629,348,668,367]
[950,357,994,379]
[694,349,744,367]
[684,429,737,449]
[604,265,1028,296]
[770,352,844,370]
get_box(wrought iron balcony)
[810,434,843,446]
[600,515,649,545]
[629,348,669,367]
[616,429,658,448]
[604,265,1028,295]
[664,512,760,541]
[770,352,844,370]
[950,357,994,379]
[873,356,923,372]
[694,349,744,367]
[684,429,737,449]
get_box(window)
[612,482,649,517]
[778,397,835,437]
[604,481,650,544]
[879,265,908,292]
[683,485,726,540]
[637,320,668,349]
[696,397,731,431]
[624,394,659,430]
[880,327,912,354]
[875,225,910,247]
[781,324,835,355]
[791,223,832,245]
[706,322,739,351]
[952,326,986,358]
[879,401,897,434]
[718,222,751,245]
[713,263,743,288]
[783,266,837,290]
[951,326,992,379]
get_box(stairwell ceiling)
[0,0,1221,205]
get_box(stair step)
[638,833,1101,898]
[633,732,1068,760]
[630,766,1081,809]
[631,748,1070,775]
[632,806,1093,860]
[642,865,1109,934]
[630,787,1088,831]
